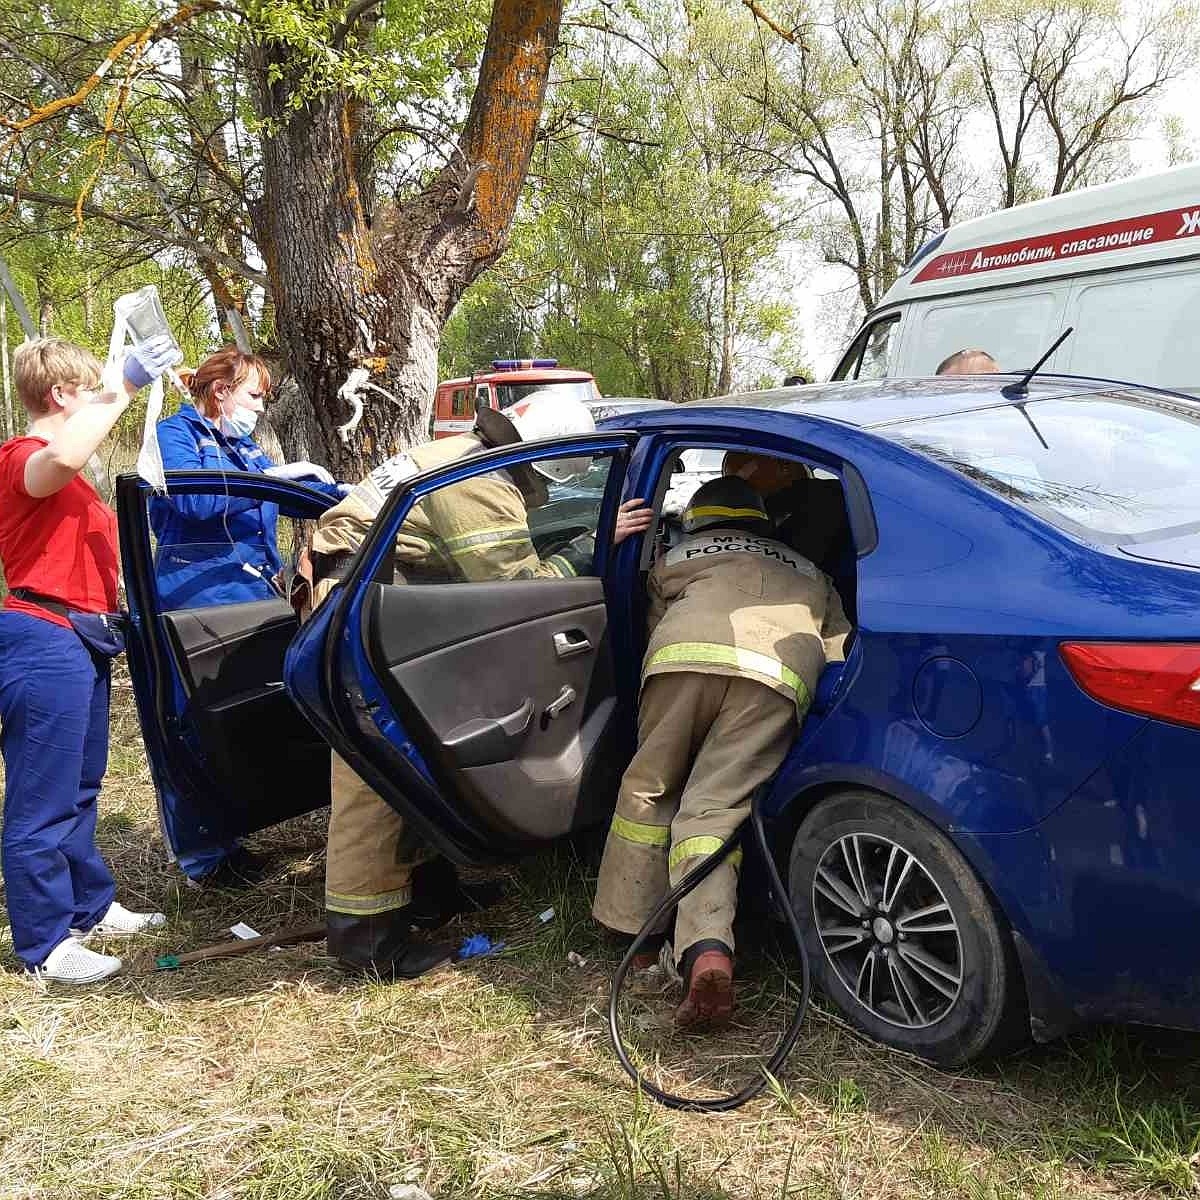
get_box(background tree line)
[0,0,1196,461]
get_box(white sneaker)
[72,901,166,940]
[34,938,122,985]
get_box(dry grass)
[1,673,1198,1199]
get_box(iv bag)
[113,284,184,368]
[109,285,182,494]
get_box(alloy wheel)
[812,832,963,1028]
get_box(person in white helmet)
[306,392,652,980]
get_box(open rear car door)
[118,471,338,862]
[284,433,637,864]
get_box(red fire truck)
[432,359,600,438]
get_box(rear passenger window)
[1068,270,1200,394]
[396,451,616,583]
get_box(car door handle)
[543,685,577,725]
[553,630,592,659]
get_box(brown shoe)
[674,947,735,1030]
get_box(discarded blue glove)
[124,334,179,390]
[457,934,504,960]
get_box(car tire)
[788,790,1024,1065]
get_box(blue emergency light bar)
[491,358,558,370]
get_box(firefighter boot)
[674,939,735,1030]
[326,912,454,980]
[404,856,506,931]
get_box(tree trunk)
[1,300,11,440]
[36,269,54,337]
[252,0,564,479]
[716,251,734,397]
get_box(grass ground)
[1,673,1199,1200]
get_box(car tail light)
[1060,643,1200,729]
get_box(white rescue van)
[831,164,1200,394]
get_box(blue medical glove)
[123,335,179,390]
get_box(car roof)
[586,397,673,419]
[629,374,1199,432]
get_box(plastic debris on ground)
[457,934,504,960]
[229,922,260,940]
[537,906,555,924]
[566,951,588,968]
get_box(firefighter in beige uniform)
[593,476,850,1027]
[309,394,652,977]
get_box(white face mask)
[220,404,258,439]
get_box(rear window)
[888,393,1200,543]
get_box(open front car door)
[285,433,637,864]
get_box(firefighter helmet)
[682,476,772,535]
[509,391,596,482]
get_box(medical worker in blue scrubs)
[152,346,345,885]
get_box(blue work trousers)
[0,612,116,968]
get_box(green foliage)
[443,3,811,400]
[246,0,485,117]
[438,275,535,378]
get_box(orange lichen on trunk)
[339,101,378,287]
[460,0,563,253]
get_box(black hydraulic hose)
[606,789,811,1111]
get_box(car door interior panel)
[364,579,622,841]
[160,597,330,833]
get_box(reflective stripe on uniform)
[544,553,579,578]
[609,813,671,847]
[683,505,767,522]
[669,836,744,871]
[646,641,810,707]
[325,886,413,915]
[444,525,532,558]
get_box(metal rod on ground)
[0,255,36,340]
[152,922,326,972]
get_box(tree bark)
[252,0,564,478]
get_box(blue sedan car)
[117,374,1200,1064]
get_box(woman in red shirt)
[0,336,174,983]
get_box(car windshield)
[494,381,593,408]
[888,393,1200,544]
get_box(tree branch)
[1,1,222,138]
[740,0,803,48]
[0,185,268,287]
[331,0,384,50]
